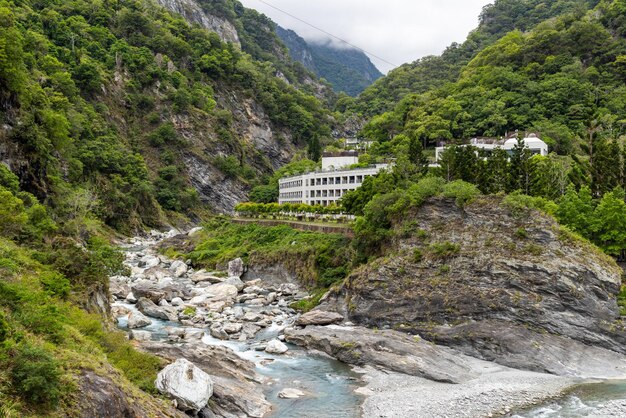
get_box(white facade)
[321,154,359,171]
[279,163,389,206]
[435,135,549,162]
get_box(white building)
[435,134,549,162]
[279,152,389,206]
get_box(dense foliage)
[235,201,346,216]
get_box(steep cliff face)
[328,197,626,374]
[155,0,241,45]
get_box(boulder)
[125,292,137,303]
[127,311,152,329]
[139,255,160,269]
[265,339,288,354]
[296,310,344,326]
[243,312,263,322]
[171,297,184,306]
[228,258,244,278]
[191,270,225,284]
[155,358,213,412]
[170,260,188,278]
[210,324,229,340]
[109,277,131,299]
[205,283,238,299]
[278,388,306,399]
[223,276,245,292]
[223,322,243,334]
[131,280,185,304]
[137,297,178,321]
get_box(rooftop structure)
[279,152,389,206]
[435,134,549,162]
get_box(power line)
[253,0,399,68]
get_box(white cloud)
[239,0,493,73]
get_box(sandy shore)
[357,357,577,418]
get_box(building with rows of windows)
[278,151,389,206]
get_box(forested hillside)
[0,0,339,414]
[354,0,602,116]
[276,26,383,96]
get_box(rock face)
[228,258,244,278]
[328,197,626,375]
[144,342,271,418]
[296,310,343,326]
[155,0,240,46]
[155,358,213,412]
[285,326,475,383]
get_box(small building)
[435,134,549,162]
[278,152,389,206]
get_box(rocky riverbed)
[110,228,626,418]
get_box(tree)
[591,188,626,255]
[556,185,594,237]
[509,137,533,194]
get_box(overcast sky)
[239,0,492,74]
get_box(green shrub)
[10,344,61,405]
[428,242,461,259]
[502,192,558,217]
[413,248,423,263]
[0,165,19,193]
[0,311,8,342]
[515,227,529,239]
[406,176,446,206]
[442,180,481,207]
[182,306,196,316]
[39,271,71,299]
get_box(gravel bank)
[358,357,577,418]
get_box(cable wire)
[253,0,398,68]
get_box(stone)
[265,339,289,354]
[223,322,243,334]
[126,292,137,303]
[139,255,160,269]
[243,279,262,288]
[210,324,229,340]
[243,285,265,294]
[233,306,245,319]
[129,330,152,341]
[155,358,213,412]
[127,311,152,329]
[170,260,188,278]
[131,280,185,304]
[191,271,225,284]
[296,310,344,326]
[159,299,170,307]
[243,312,263,322]
[205,283,238,299]
[137,297,178,321]
[171,297,184,307]
[228,258,244,278]
[278,388,306,399]
[223,276,245,291]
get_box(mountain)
[354,0,602,116]
[276,26,383,96]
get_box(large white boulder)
[265,339,289,354]
[228,258,245,278]
[155,358,213,412]
[206,283,238,299]
[127,311,151,329]
[223,276,245,291]
[139,255,160,269]
[170,260,188,278]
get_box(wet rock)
[278,388,306,399]
[285,326,476,383]
[127,311,152,329]
[296,310,344,326]
[126,292,137,303]
[265,339,288,354]
[155,358,213,413]
[228,258,245,278]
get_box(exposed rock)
[285,326,475,383]
[210,324,229,340]
[242,264,299,287]
[131,280,186,304]
[155,0,241,46]
[265,339,289,354]
[129,330,153,341]
[127,311,152,329]
[205,283,238,299]
[223,322,243,334]
[139,255,160,269]
[143,342,271,417]
[169,260,188,277]
[228,258,245,278]
[328,197,626,374]
[77,370,184,418]
[278,388,306,399]
[155,358,213,412]
[137,297,178,321]
[191,270,225,283]
[296,310,344,326]
[188,227,203,236]
[171,297,184,306]
[109,277,131,299]
[223,276,245,291]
